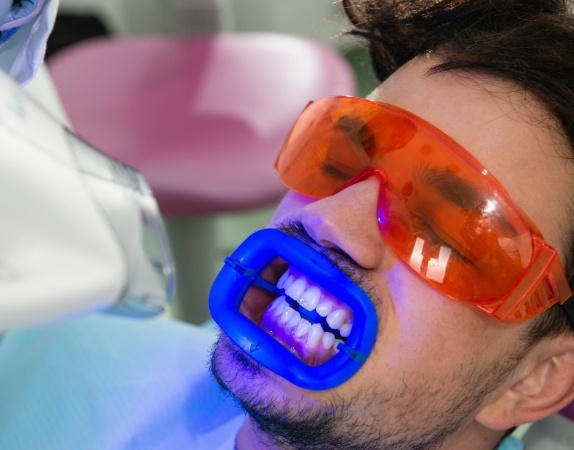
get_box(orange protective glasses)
[274,96,572,323]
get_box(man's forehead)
[368,55,574,257]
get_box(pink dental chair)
[47,33,357,323]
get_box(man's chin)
[210,333,350,448]
[210,333,278,397]
[209,333,319,410]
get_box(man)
[209,1,574,449]
[2,0,574,449]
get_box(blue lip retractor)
[209,228,378,390]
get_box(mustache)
[275,220,369,288]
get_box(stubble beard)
[208,223,527,449]
[209,331,525,450]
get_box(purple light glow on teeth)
[260,266,354,366]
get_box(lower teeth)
[307,323,323,348]
[263,296,350,354]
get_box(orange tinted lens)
[275,97,566,318]
[274,97,417,197]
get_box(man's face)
[211,56,574,449]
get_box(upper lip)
[277,222,363,282]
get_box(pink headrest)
[48,33,357,215]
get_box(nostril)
[297,181,386,270]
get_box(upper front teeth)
[297,286,321,311]
[285,277,306,300]
[316,302,333,317]
[281,275,323,313]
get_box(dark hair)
[341,0,574,340]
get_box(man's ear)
[476,337,574,430]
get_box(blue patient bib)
[498,436,523,450]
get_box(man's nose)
[296,176,387,270]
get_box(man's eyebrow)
[418,166,483,210]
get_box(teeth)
[307,323,324,348]
[268,297,281,313]
[340,323,352,337]
[267,267,355,359]
[294,319,312,337]
[285,277,306,301]
[273,297,288,317]
[316,301,333,317]
[277,271,289,289]
[322,332,335,349]
[326,310,346,330]
[299,286,321,311]
[286,310,301,328]
[279,306,295,325]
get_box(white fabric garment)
[0,315,245,449]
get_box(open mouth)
[210,228,378,390]
[239,259,354,367]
